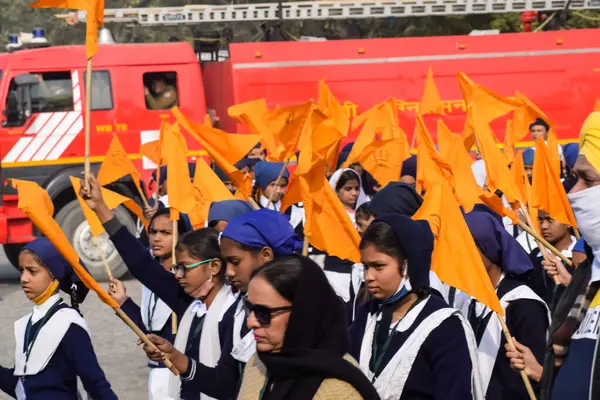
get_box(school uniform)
[528,236,576,311]
[103,217,235,400]
[0,237,115,400]
[350,295,483,399]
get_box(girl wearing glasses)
[167,209,303,399]
[80,175,235,400]
[0,237,116,399]
[239,255,379,399]
[107,207,189,400]
[350,215,483,400]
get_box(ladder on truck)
[73,0,600,25]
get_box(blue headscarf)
[522,148,535,166]
[400,155,417,179]
[372,214,433,291]
[208,200,254,225]
[563,143,580,170]
[465,211,533,276]
[222,209,302,256]
[24,237,90,303]
[151,163,196,186]
[254,161,290,191]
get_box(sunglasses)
[173,258,215,276]
[243,299,292,326]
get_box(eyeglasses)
[243,299,292,326]
[173,258,215,276]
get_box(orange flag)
[470,104,524,205]
[415,114,453,193]
[187,158,235,229]
[346,99,407,167]
[437,120,482,212]
[70,176,135,236]
[97,134,142,187]
[414,182,503,314]
[503,119,516,164]
[547,130,561,177]
[317,79,350,173]
[268,101,314,159]
[172,107,255,197]
[161,122,196,216]
[511,91,555,143]
[140,140,162,166]
[511,150,527,203]
[12,179,118,308]
[419,67,445,115]
[228,99,286,162]
[354,138,404,187]
[531,137,577,227]
[31,0,104,59]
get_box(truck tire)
[4,243,25,270]
[55,200,136,281]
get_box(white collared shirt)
[31,293,61,324]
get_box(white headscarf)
[329,168,370,212]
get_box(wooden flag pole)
[171,219,178,335]
[84,58,93,188]
[498,316,537,400]
[518,203,561,285]
[114,307,179,376]
[134,181,150,209]
[302,236,310,256]
[92,237,113,280]
[266,158,290,210]
[248,197,260,210]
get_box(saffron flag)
[532,137,577,227]
[511,91,555,143]
[31,0,104,59]
[161,122,196,216]
[188,158,234,229]
[415,114,453,193]
[97,134,142,187]
[414,182,503,315]
[12,179,119,308]
[317,79,350,173]
[419,67,445,115]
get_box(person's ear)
[259,246,274,263]
[209,259,222,278]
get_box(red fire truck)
[2,6,599,278]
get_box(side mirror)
[14,74,40,87]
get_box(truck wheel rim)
[73,221,117,271]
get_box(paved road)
[0,250,150,399]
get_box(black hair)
[150,208,188,237]
[251,181,260,205]
[176,228,226,280]
[21,249,81,313]
[250,255,303,303]
[360,221,405,261]
[335,170,360,192]
[529,118,549,132]
[355,202,374,221]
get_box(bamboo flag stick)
[498,316,537,400]
[266,158,290,210]
[517,220,573,267]
[84,58,93,188]
[114,307,179,376]
[171,219,178,335]
[518,203,561,285]
[248,197,260,210]
[302,236,310,257]
[134,181,150,209]
[92,237,113,280]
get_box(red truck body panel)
[204,29,600,146]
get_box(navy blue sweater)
[104,218,231,399]
[0,318,116,400]
[350,295,474,399]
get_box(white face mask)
[568,185,600,281]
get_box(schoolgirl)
[108,207,189,400]
[462,211,550,400]
[0,237,116,400]
[350,215,483,399]
[252,161,289,212]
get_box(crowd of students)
[0,112,599,400]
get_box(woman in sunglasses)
[108,207,188,400]
[349,214,484,400]
[238,255,379,399]
[170,208,303,399]
[80,176,235,400]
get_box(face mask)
[383,265,412,305]
[568,185,600,250]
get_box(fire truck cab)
[0,37,205,279]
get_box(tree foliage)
[1,0,598,48]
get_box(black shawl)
[258,256,380,400]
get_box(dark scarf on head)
[258,256,380,400]
[369,182,423,217]
[367,215,434,358]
